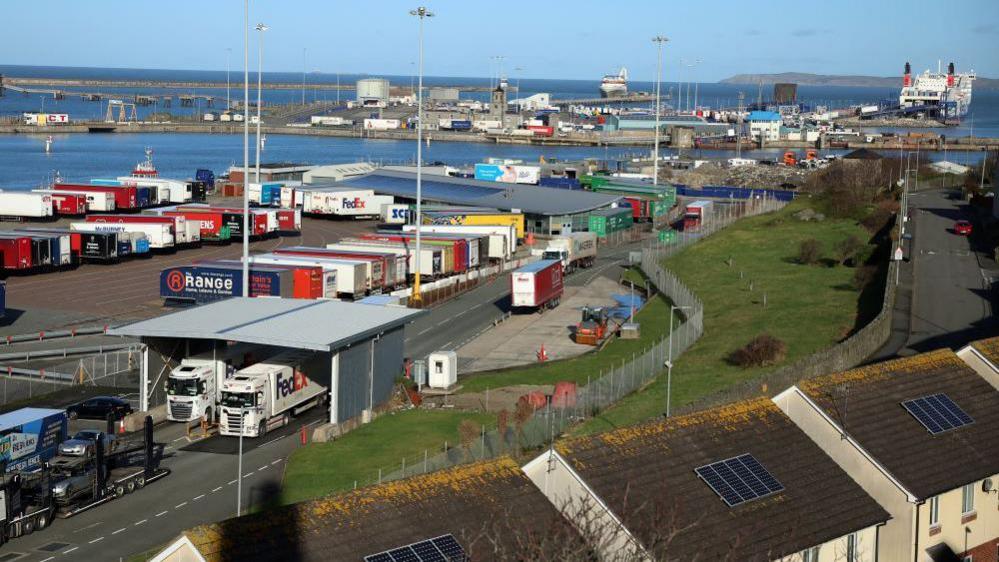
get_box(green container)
[588,208,634,237]
[658,229,677,243]
[582,174,610,189]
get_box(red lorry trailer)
[0,236,34,270]
[176,206,269,238]
[49,192,88,216]
[160,210,228,243]
[359,233,468,274]
[53,183,138,211]
[510,259,563,312]
[273,247,393,289]
[201,260,325,299]
[682,200,713,231]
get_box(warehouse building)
[227,163,314,183]
[747,110,782,141]
[334,169,623,235]
[110,298,424,429]
[356,78,390,105]
[301,162,376,183]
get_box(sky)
[4,0,998,81]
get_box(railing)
[351,196,785,490]
[0,346,142,406]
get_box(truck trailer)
[0,408,68,473]
[510,259,564,312]
[683,200,713,231]
[71,221,174,250]
[0,192,54,219]
[541,232,597,273]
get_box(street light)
[409,6,433,305]
[692,59,702,112]
[226,48,232,111]
[664,304,692,418]
[254,23,269,183]
[241,0,250,298]
[236,405,246,516]
[652,36,668,187]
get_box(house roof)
[969,336,999,367]
[747,111,781,121]
[179,457,586,562]
[798,348,999,500]
[554,398,889,561]
[335,170,621,216]
[109,297,424,352]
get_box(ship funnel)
[903,62,911,87]
[947,62,955,86]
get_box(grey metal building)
[110,298,424,427]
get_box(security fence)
[0,346,142,407]
[354,195,785,490]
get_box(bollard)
[300,425,308,445]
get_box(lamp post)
[226,47,232,111]
[254,23,269,183]
[692,59,702,112]
[236,405,245,516]
[665,304,692,418]
[409,6,433,305]
[241,0,250,297]
[652,36,668,187]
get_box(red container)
[274,247,391,288]
[54,183,137,210]
[177,206,268,237]
[276,209,301,233]
[291,266,323,299]
[50,192,87,216]
[162,211,225,238]
[0,236,34,270]
[526,125,554,137]
[510,260,563,309]
[623,197,643,220]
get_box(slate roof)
[555,398,889,561]
[181,457,586,562]
[798,348,999,500]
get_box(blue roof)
[748,111,781,122]
[516,259,560,273]
[334,170,621,216]
[0,407,65,430]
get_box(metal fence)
[348,195,786,490]
[0,346,142,407]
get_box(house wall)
[773,389,915,562]
[774,525,880,562]
[523,451,647,562]
[916,474,999,562]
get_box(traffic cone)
[537,344,548,362]
[118,419,127,434]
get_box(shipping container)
[538,177,582,190]
[176,206,269,239]
[402,224,512,260]
[327,240,443,278]
[526,125,554,137]
[246,255,368,298]
[159,264,292,303]
[0,235,36,270]
[13,231,71,266]
[380,204,410,225]
[275,209,302,234]
[86,214,200,247]
[0,192,54,219]
[160,210,231,243]
[115,177,193,203]
[361,233,467,274]
[421,211,525,239]
[510,259,563,310]
[54,183,137,210]
[587,207,633,237]
[38,189,116,212]
[248,182,283,206]
[386,231,482,269]
[211,259,328,300]
[48,192,88,216]
[276,246,403,288]
[71,221,174,249]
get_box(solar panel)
[364,534,467,562]
[695,453,784,507]
[902,393,974,434]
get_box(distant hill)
[720,72,999,90]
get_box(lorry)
[0,192,54,219]
[541,232,597,273]
[0,408,68,474]
[165,344,278,423]
[53,183,137,210]
[0,417,167,545]
[19,228,126,263]
[510,259,563,312]
[682,200,713,231]
[219,350,328,438]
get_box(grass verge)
[574,198,875,435]
[281,409,494,504]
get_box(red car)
[954,220,973,236]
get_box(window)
[962,556,972,562]
[801,546,820,562]
[961,483,975,514]
[929,496,940,526]
[846,533,857,562]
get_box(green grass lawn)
[457,294,678,394]
[575,198,874,435]
[281,409,494,504]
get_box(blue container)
[449,120,471,131]
[196,169,215,189]
[117,240,132,257]
[135,237,151,254]
[539,177,581,190]
[260,183,282,206]
[135,186,151,208]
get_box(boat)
[899,61,974,121]
[600,68,628,98]
[130,147,159,178]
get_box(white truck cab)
[165,344,274,423]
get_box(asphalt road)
[902,188,997,353]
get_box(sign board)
[474,163,540,185]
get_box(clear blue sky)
[5,0,998,80]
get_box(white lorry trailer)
[165,344,277,423]
[541,232,597,273]
[0,192,53,219]
[401,224,515,260]
[219,350,328,438]
[70,222,174,250]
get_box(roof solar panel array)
[364,534,468,562]
[901,393,974,434]
[695,453,785,507]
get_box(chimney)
[947,62,955,87]
[903,62,912,87]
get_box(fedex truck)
[165,344,279,423]
[219,350,328,438]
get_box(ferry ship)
[899,61,974,121]
[600,68,628,98]
[130,147,159,178]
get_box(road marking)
[40,557,54,562]
[89,537,104,544]
[175,502,188,509]
[62,547,79,554]
[271,459,282,465]
[172,436,186,442]
[243,472,254,478]
[418,327,433,336]
[262,436,282,447]
[112,528,126,535]
[155,510,169,517]
[258,465,269,471]
[193,494,205,501]
[135,519,147,526]
[228,479,237,485]
[212,486,223,493]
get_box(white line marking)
[40,557,55,562]
[89,537,104,544]
[135,519,147,526]
[112,528,126,535]
[171,436,186,442]
[228,479,237,485]
[271,459,282,465]
[193,494,205,501]
[62,547,79,554]
[262,436,282,447]
[243,472,254,478]
[418,327,433,335]
[155,510,169,517]
[212,486,223,493]
[175,502,188,509]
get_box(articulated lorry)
[219,350,328,438]
[165,344,279,423]
[541,232,597,274]
[0,417,167,544]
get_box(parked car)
[66,396,133,421]
[954,220,973,236]
[58,429,116,457]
